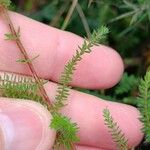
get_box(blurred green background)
[11,0,150,149]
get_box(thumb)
[0,98,56,150]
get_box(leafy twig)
[138,71,150,142]
[0,6,52,106]
[51,113,79,150]
[103,108,128,150]
[0,72,53,110]
[115,73,138,95]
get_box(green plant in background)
[0,0,11,7]
[115,73,138,95]
[110,0,150,25]
[138,71,150,142]
[0,73,42,101]
[113,73,139,106]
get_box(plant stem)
[61,0,78,30]
[1,8,52,106]
[76,3,91,39]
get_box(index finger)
[0,12,124,89]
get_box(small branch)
[1,8,52,106]
[124,57,141,68]
[50,2,69,27]
[61,0,78,30]
[76,3,91,39]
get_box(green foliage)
[88,0,93,7]
[115,73,138,95]
[103,108,128,150]
[110,0,150,25]
[50,113,79,150]
[96,0,150,57]
[52,26,109,112]
[138,71,150,142]
[0,73,49,106]
[0,73,39,99]
[0,0,11,8]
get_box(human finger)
[44,81,143,150]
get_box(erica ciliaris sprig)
[0,2,51,108]
[0,73,43,102]
[51,26,109,112]
[138,71,150,142]
[103,108,128,150]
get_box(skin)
[0,12,143,150]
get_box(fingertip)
[99,46,124,89]
[121,106,143,148]
[71,45,124,89]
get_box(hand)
[0,12,143,150]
